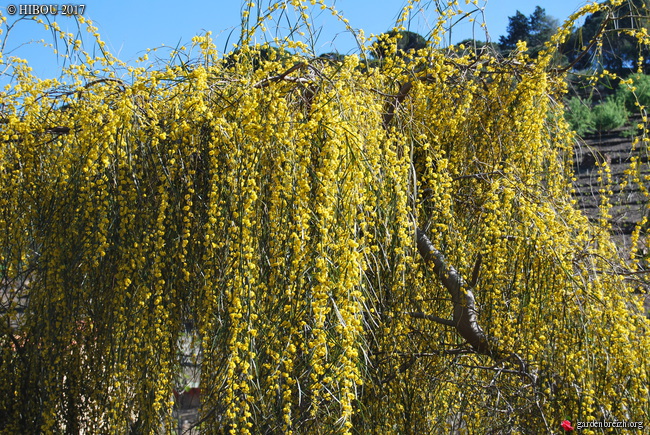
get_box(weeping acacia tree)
[1,0,649,433]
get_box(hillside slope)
[572,121,650,312]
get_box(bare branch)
[407,311,456,327]
[469,253,482,288]
[554,10,612,74]
[452,171,502,181]
[253,62,307,88]
[415,227,494,356]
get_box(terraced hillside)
[573,123,648,249]
[572,120,650,312]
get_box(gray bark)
[415,228,493,356]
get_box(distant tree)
[527,6,559,50]
[223,45,291,70]
[499,6,559,57]
[454,39,500,55]
[499,11,530,53]
[318,52,345,62]
[562,0,650,75]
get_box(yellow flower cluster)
[1,1,649,433]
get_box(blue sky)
[1,0,591,81]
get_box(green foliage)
[223,44,292,71]
[565,90,631,135]
[318,52,345,62]
[616,73,650,112]
[499,6,558,57]
[592,97,629,131]
[565,96,596,135]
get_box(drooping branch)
[553,10,611,74]
[414,227,494,356]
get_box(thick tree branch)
[382,81,413,130]
[415,227,493,356]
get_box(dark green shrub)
[592,97,628,131]
[616,73,650,113]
